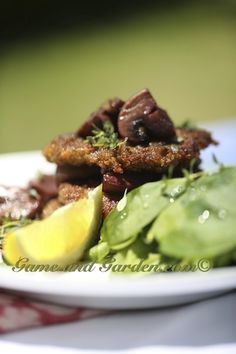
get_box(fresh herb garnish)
[179,120,198,130]
[85,121,126,149]
[212,153,224,169]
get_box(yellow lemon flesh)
[3,185,102,266]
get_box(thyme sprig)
[179,120,198,130]
[85,121,127,149]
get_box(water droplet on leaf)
[218,209,227,220]
[120,212,127,220]
[170,185,183,198]
[198,209,210,224]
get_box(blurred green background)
[0,0,236,153]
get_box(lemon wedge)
[3,185,102,266]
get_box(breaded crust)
[42,183,119,218]
[58,183,90,205]
[43,128,216,174]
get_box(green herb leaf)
[179,120,198,130]
[153,167,236,260]
[85,121,126,149]
[100,176,189,251]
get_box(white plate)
[0,119,236,309]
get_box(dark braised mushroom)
[77,98,124,137]
[118,89,176,144]
[144,108,176,141]
[102,173,133,193]
[117,89,155,143]
[102,172,162,193]
[101,97,124,124]
[77,111,109,138]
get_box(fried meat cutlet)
[42,89,217,218]
[42,182,119,218]
[43,128,216,174]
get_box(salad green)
[89,166,236,269]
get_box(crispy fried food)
[45,182,119,218]
[102,192,120,217]
[43,128,216,174]
[58,183,91,205]
[42,198,62,218]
